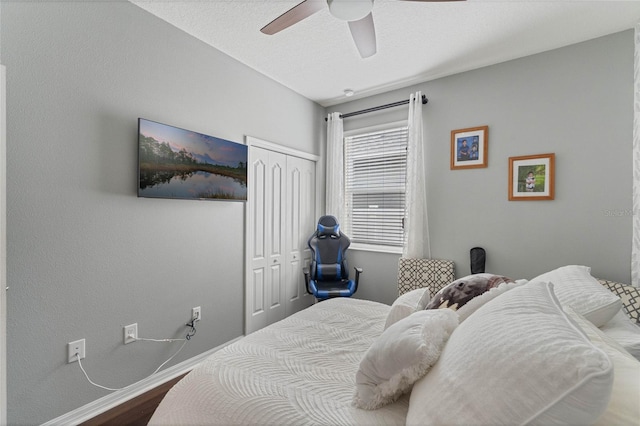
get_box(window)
[344,122,408,251]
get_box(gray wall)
[1,2,323,424]
[2,1,633,423]
[331,30,633,305]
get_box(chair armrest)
[353,267,363,293]
[303,267,312,295]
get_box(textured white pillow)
[353,309,458,410]
[406,281,613,426]
[384,288,429,330]
[600,309,640,360]
[533,265,621,326]
[564,307,640,426]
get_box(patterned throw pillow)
[426,273,515,311]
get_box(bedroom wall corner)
[1,2,324,424]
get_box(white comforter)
[149,298,408,425]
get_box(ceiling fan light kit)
[327,0,374,22]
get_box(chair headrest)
[317,215,340,238]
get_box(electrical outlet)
[68,339,85,363]
[123,323,138,344]
[191,306,201,322]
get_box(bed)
[149,265,640,425]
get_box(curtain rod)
[325,94,428,121]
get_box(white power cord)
[151,340,188,375]
[73,322,196,391]
[77,355,123,392]
[134,337,186,343]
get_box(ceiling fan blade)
[261,0,325,35]
[348,12,376,58]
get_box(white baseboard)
[42,336,243,426]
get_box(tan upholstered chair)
[397,258,455,296]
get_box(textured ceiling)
[130,0,640,106]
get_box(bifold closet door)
[246,145,316,334]
[247,147,287,334]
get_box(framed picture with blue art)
[450,125,488,170]
[138,118,248,201]
[508,153,555,201]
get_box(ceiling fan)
[260,0,465,59]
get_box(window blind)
[344,125,408,247]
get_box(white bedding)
[149,298,408,425]
[600,309,640,360]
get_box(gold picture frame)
[450,126,488,170]
[508,153,555,201]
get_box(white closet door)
[246,138,318,335]
[246,146,287,334]
[285,156,315,316]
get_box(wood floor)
[80,373,187,426]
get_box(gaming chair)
[303,215,362,299]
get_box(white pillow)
[456,280,524,322]
[406,281,613,426]
[353,309,458,410]
[600,309,640,360]
[384,288,429,330]
[533,265,621,326]
[564,307,640,426]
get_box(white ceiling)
[130,0,640,107]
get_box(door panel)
[252,160,266,260]
[267,152,286,324]
[269,160,284,263]
[252,269,265,315]
[247,149,270,333]
[286,156,315,315]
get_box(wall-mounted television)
[138,118,248,201]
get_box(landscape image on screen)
[138,119,248,201]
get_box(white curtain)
[633,23,640,287]
[326,112,345,223]
[403,91,431,258]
